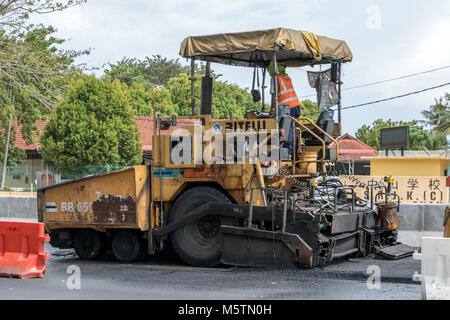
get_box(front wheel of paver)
[169,186,237,267]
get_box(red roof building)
[10,116,199,157]
[330,133,379,162]
[329,133,379,175]
[1,116,200,189]
[11,120,48,152]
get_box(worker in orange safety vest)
[268,61,301,158]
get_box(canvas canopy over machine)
[179,27,353,67]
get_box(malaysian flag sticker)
[46,202,57,213]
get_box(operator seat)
[302,111,335,146]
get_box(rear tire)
[112,231,141,262]
[73,229,104,260]
[169,186,236,267]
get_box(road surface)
[0,244,422,300]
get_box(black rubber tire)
[111,231,141,262]
[169,186,236,267]
[73,229,104,260]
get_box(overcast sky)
[30,0,450,135]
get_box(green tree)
[0,1,86,29]
[0,141,26,167]
[144,55,191,87]
[421,93,450,135]
[40,75,143,172]
[103,58,150,89]
[104,55,191,89]
[300,99,319,122]
[105,56,319,120]
[356,119,447,151]
[0,1,88,169]
[211,80,259,119]
[165,73,261,119]
[126,82,177,117]
[104,57,266,119]
[0,26,87,138]
[422,131,448,150]
[165,73,198,115]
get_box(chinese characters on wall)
[340,176,448,204]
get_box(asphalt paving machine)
[39,28,414,267]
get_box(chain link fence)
[0,165,128,192]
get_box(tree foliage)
[116,72,262,120]
[0,136,25,166]
[40,75,143,170]
[0,25,87,122]
[0,0,86,28]
[126,82,177,117]
[104,57,261,119]
[356,119,447,151]
[104,55,191,89]
[0,1,88,111]
[164,73,261,119]
[421,93,449,135]
[0,0,88,166]
[300,99,319,122]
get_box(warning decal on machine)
[45,202,57,213]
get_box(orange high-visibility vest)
[277,75,300,107]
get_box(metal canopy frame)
[187,55,343,128]
[183,30,347,127]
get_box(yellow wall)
[370,158,450,177]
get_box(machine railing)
[290,116,340,177]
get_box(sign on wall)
[340,176,448,204]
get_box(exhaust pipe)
[201,61,213,116]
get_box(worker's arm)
[270,76,276,113]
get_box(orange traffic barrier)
[0,221,50,279]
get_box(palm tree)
[423,132,448,150]
[421,93,450,135]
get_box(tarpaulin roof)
[180,27,353,68]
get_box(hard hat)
[268,61,287,77]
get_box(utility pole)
[2,89,14,190]
[1,120,12,189]
[190,58,196,115]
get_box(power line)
[302,64,450,98]
[340,82,450,111]
[343,65,450,91]
[302,82,450,116]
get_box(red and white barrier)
[0,221,50,279]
